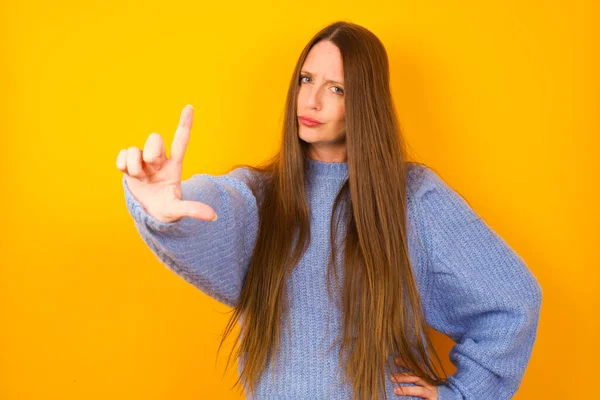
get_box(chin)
[298,130,320,143]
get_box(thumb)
[171,200,218,221]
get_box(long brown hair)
[217,21,448,399]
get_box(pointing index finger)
[170,104,194,163]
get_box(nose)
[305,85,322,110]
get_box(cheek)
[296,90,306,110]
[336,105,345,123]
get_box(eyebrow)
[300,70,344,86]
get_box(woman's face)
[297,40,347,161]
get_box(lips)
[299,116,323,127]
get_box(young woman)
[116,21,542,400]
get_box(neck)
[305,143,347,163]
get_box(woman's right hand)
[116,105,218,223]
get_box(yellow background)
[1,0,597,398]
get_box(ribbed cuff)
[436,384,457,400]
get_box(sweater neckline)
[305,157,348,179]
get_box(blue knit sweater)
[122,158,542,399]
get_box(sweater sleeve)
[413,168,542,400]
[121,167,260,307]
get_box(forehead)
[301,41,344,81]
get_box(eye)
[299,75,344,95]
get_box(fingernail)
[212,213,218,221]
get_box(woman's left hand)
[390,358,438,399]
